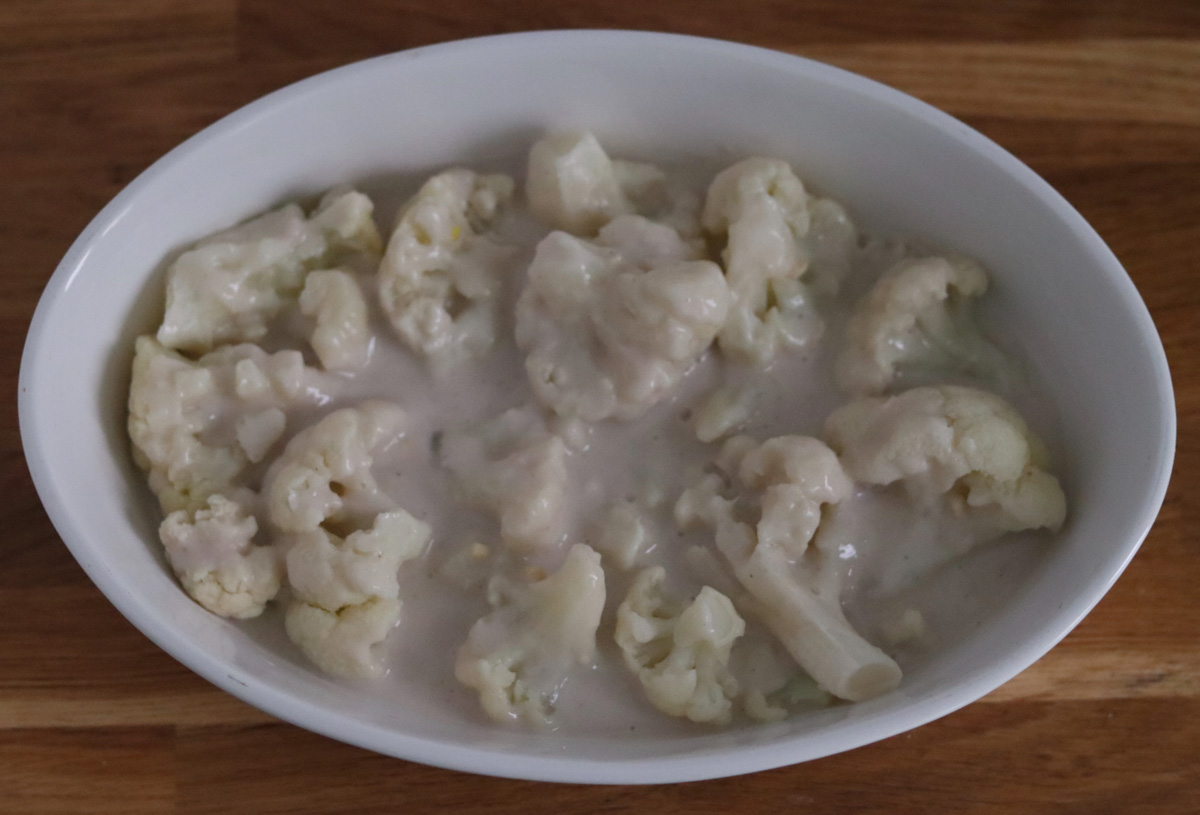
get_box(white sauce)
[134,152,1065,735]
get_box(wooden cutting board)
[3,1,1197,812]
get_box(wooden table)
[3,1,1198,812]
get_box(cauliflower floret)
[595,501,653,570]
[157,188,381,354]
[377,169,516,369]
[675,435,902,702]
[744,674,834,723]
[804,197,859,296]
[693,384,755,443]
[128,336,327,514]
[439,408,567,553]
[158,493,281,619]
[284,509,431,678]
[615,567,745,724]
[264,401,406,533]
[455,544,606,726]
[835,255,1011,395]
[299,269,371,371]
[526,132,695,236]
[515,216,731,421]
[702,158,834,365]
[824,385,1067,534]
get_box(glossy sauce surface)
[214,160,1063,735]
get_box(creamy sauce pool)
[218,164,1063,735]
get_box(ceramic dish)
[18,31,1175,783]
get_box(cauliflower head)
[526,131,688,236]
[299,269,371,371]
[455,544,606,726]
[824,385,1067,533]
[615,567,745,724]
[264,401,407,533]
[285,509,431,678]
[702,158,830,365]
[157,188,381,354]
[439,408,567,553]
[377,169,516,369]
[515,216,731,421]
[128,336,326,514]
[159,493,281,619]
[675,435,901,702]
[835,254,1011,395]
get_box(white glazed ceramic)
[19,31,1175,783]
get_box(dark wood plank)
[235,0,1200,60]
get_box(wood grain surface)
[3,1,1199,812]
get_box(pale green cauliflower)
[377,169,516,369]
[615,567,745,724]
[285,509,431,678]
[455,544,606,726]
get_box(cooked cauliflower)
[615,567,745,724]
[804,197,859,296]
[455,544,606,726]
[515,216,731,421]
[157,188,381,354]
[264,401,407,533]
[159,493,281,619]
[128,336,326,514]
[439,408,567,553]
[284,509,431,678]
[702,158,830,365]
[377,169,516,369]
[824,385,1067,534]
[595,501,653,570]
[300,269,371,371]
[693,384,755,443]
[744,675,834,723]
[526,132,694,236]
[835,255,1012,395]
[675,435,902,702]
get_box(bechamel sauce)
[201,160,1064,736]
